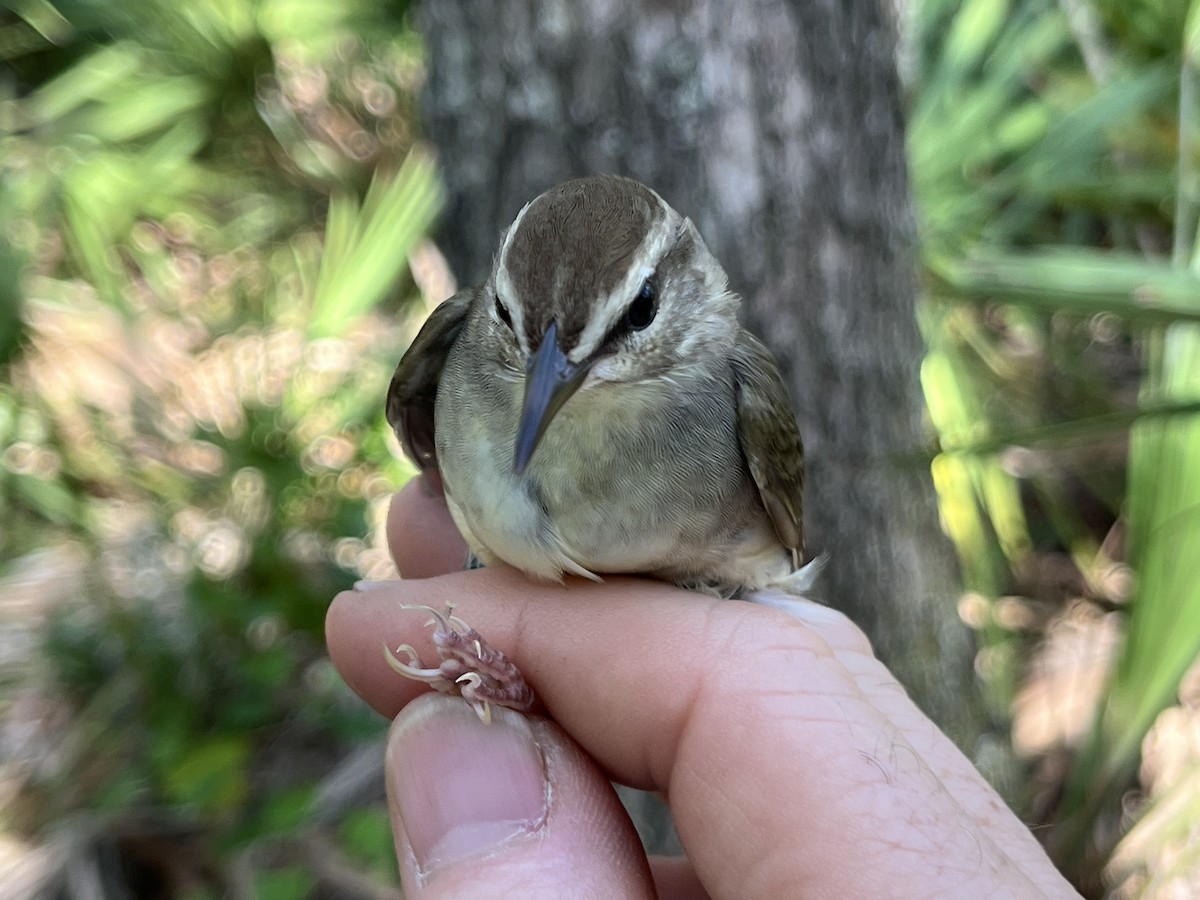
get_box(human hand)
[326,478,1078,899]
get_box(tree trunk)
[416,0,981,750]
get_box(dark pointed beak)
[514,321,589,474]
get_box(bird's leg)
[384,603,535,724]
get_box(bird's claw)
[384,603,535,724]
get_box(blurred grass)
[0,0,435,893]
[308,151,441,338]
[1053,0,1200,881]
[911,0,1200,892]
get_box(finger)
[327,578,857,896]
[387,477,468,578]
[328,576,1073,899]
[780,600,1066,895]
[386,693,653,898]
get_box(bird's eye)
[494,295,513,329]
[626,277,657,331]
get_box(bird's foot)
[384,603,535,724]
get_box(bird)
[383,175,818,720]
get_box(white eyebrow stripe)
[496,200,534,354]
[570,214,676,363]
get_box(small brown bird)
[384,175,818,719]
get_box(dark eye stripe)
[494,295,513,329]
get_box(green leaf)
[1048,0,1200,870]
[254,867,315,900]
[13,473,76,525]
[251,785,317,838]
[307,149,442,338]
[338,806,400,883]
[936,250,1200,323]
[26,41,145,125]
[162,735,251,815]
[942,0,1012,73]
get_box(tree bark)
[416,0,981,749]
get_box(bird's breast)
[435,353,788,588]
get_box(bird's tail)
[747,554,831,615]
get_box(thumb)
[386,693,656,898]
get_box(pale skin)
[325,478,1081,899]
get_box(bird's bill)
[513,321,590,474]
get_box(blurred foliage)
[0,0,437,893]
[910,0,1200,893]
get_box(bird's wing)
[385,290,474,471]
[731,330,805,562]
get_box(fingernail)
[387,693,549,875]
[353,579,396,592]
